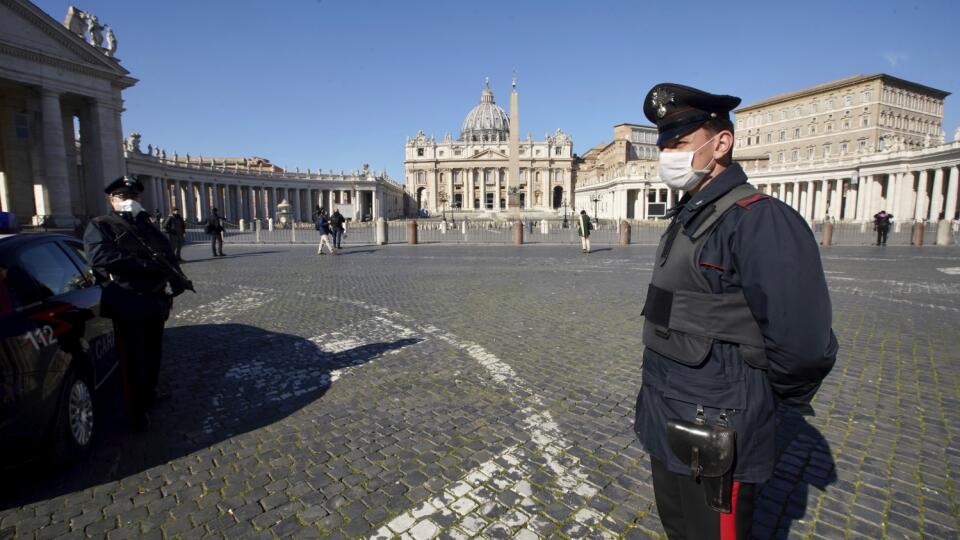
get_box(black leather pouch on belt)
[666,413,736,512]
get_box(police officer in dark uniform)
[634,84,838,539]
[84,177,193,427]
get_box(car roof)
[0,233,79,252]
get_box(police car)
[0,232,118,462]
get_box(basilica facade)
[404,80,575,216]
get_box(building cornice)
[736,74,950,113]
[0,39,138,88]
[1,0,134,84]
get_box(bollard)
[936,219,951,245]
[821,222,834,246]
[268,217,274,231]
[375,217,388,245]
[255,218,261,243]
[540,220,549,234]
[527,220,533,234]
[407,220,418,245]
[441,220,447,234]
[239,218,246,232]
[513,221,523,245]
[461,221,467,235]
[619,220,631,246]
[291,222,297,243]
[911,221,924,246]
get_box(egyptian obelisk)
[508,73,521,212]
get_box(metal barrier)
[180,218,960,247]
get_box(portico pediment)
[469,149,509,160]
[0,0,133,84]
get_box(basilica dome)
[460,80,510,142]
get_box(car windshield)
[16,241,88,299]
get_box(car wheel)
[53,368,95,461]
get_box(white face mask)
[658,135,719,191]
[112,197,144,214]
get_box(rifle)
[112,225,195,295]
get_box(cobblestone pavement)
[2,243,958,539]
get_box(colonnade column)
[798,183,809,219]
[37,89,73,225]
[815,180,828,220]
[930,169,945,220]
[831,179,842,219]
[945,166,959,221]
[914,171,929,222]
[446,171,454,213]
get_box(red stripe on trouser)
[720,480,740,540]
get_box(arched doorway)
[416,187,426,210]
[552,186,563,209]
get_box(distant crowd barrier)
[180,218,960,247]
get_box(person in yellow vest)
[577,210,593,253]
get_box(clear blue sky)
[36,0,960,181]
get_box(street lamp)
[439,192,448,222]
[562,198,569,228]
[591,193,601,225]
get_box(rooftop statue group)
[63,6,117,57]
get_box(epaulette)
[735,193,769,209]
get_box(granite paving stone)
[0,244,958,538]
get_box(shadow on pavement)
[751,407,837,539]
[0,323,419,510]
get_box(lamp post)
[439,192,448,222]
[562,198,569,228]
[591,193,601,225]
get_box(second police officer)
[84,177,193,428]
[633,84,838,539]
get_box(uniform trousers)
[651,456,756,540]
[169,233,184,259]
[580,236,591,252]
[876,227,889,245]
[113,317,166,417]
[210,231,224,255]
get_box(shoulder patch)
[735,193,769,209]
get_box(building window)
[807,147,815,160]
[843,119,850,130]
[554,147,562,156]
[438,151,444,157]
[777,151,784,162]
[809,124,817,135]
[840,142,848,155]
[861,116,869,127]
[791,149,799,161]
[780,109,787,120]
[844,95,852,107]
[827,98,834,110]
[794,128,801,138]
[766,133,772,143]
[859,139,867,151]
[766,112,773,122]
[811,102,818,113]
[779,130,785,141]
[795,106,802,116]
[826,123,833,132]
[863,90,872,102]
[454,149,462,156]
[417,148,424,157]
[823,144,832,157]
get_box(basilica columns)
[945,166,959,221]
[36,90,73,225]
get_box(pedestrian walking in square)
[315,210,337,255]
[873,210,893,246]
[330,207,346,249]
[204,208,225,257]
[163,207,186,261]
[577,210,593,253]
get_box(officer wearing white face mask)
[633,84,837,539]
[84,176,192,428]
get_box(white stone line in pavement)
[316,298,600,539]
[937,267,960,275]
[828,285,960,313]
[174,286,273,324]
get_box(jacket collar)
[673,163,748,228]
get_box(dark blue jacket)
[634,163,837,483]
[83,211,180,320]
[315,216,331,235]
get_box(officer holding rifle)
[84,176,193,428]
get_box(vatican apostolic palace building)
[404,80,575,216]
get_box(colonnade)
[126,154,402,224]
[754,164,960,222]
